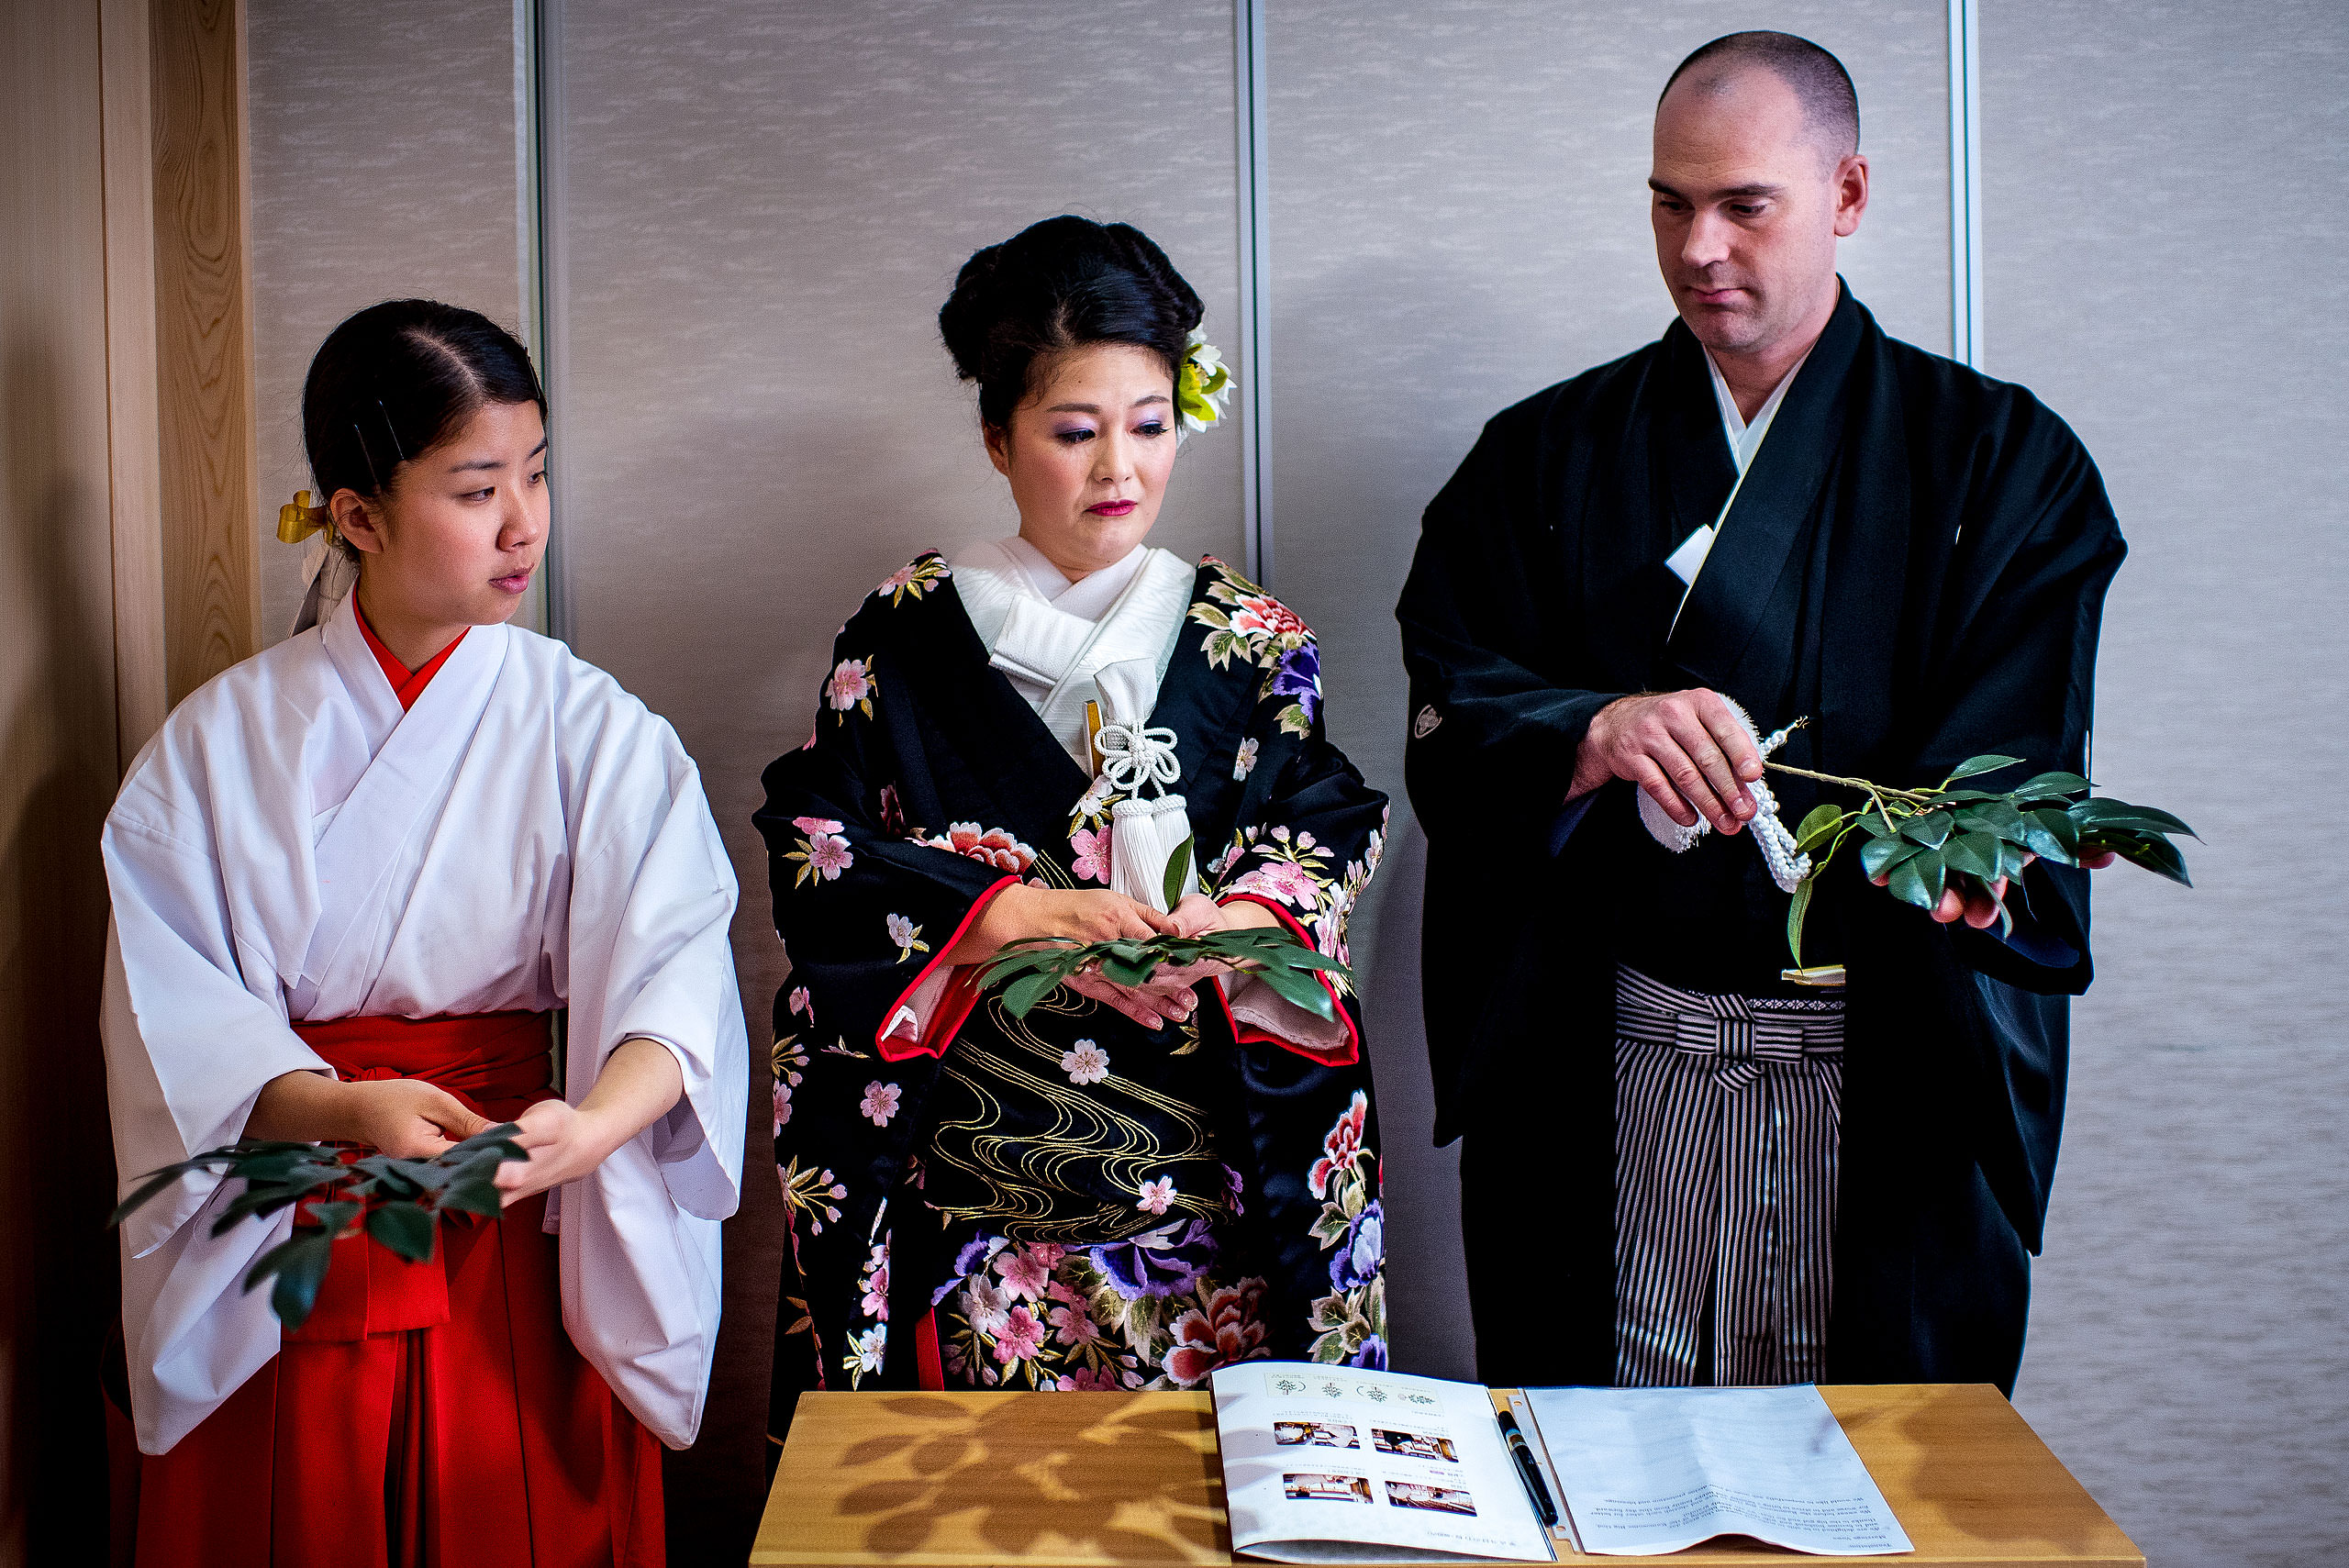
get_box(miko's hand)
[340,1079,490,1159]
[1575,689,1764,834]
[492,1097,619,1206]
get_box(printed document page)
[1210,1362,1554,1563]
[1520,1385,1912,1557]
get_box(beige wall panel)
[150,0,258,700]
[546,2,1245,1551]
[1263,2,1954,1379]
[1,0,137,1557]
[1981,4,2349,1563]
[244,0,525,639]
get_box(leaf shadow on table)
[1851,1385,2138,1562]
[831,1394,1230,1562]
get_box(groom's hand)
[1574,689,1765,834]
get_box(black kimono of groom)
[1398,284,2126,1391]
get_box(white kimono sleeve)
[555,730,748,1449]
[100,812,331,1454]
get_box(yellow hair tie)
[277,490,334,545]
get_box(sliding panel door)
[544,3,1246,1549]
[245,0,529,639]
[1262,1,1955,1376]
[1984,5,2349,1562]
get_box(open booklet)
[1210,1364,1912,1562]
[1519,1385,1912,1557]
[1209,1363,1556,1563]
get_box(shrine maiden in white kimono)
[102,589,749,1457]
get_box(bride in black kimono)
[758,217,1389,1407]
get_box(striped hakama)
[1612,966,1844,1387]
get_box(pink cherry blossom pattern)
[1136,1174,1177,1216]
[992,1305,1046,1364]
[1061,1040,1110,1085]
[859,1081,901,1128]
[1047,1301,1102,1348]
[826,658,877,720]
[997,1247,1052,1303]
[1069,825,1113,884]
[805,832,852,881]
[1227,858,1322,910]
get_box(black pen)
[1497,1408,1560,1529]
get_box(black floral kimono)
[757,552,1388,1424]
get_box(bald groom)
[1399,32,2126,1392]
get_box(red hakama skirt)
[131,1010,665,1567]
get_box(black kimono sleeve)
[1904,394,2129,996]
[1209,724,1390,1065]
[752,631,1016,1058]
[1398,419,1622,844]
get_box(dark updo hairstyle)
[938,216,1203,430]
[301,298,545,507]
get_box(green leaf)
[245,1230,337,1330]
[440,1174,504,1219]
[1898,811,1954,847]
[1098,951,1158,987]
[364,1201,438,1264]
[1002,969,1063,1018]
[1996,837,2032,880]
[1794,805,1845,855]
[2108,831,2193,887]
[1953,800,2027,839]
[1854,811,1898,838]
[1786,876,1817,967]
[2070,797,2199,839]
[2014,771,2091,800]
[1253,961,1340,1022]
[305,1199,364,1239]
[1943,754,2026,784]
[1886,851,1945,910]
[1161,837,1195,913]
[1859,835,1926,880]
[1942,832,2005,881]
[2021,808,2080,862]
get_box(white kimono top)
[100,591,749,1453]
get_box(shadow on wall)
[1354,810,1475,1384]
[0,338,124,1559]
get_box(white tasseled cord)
[1096,719,1197,912]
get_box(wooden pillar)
[150,0,257,704]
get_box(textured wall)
[542,2,1247,1554]
[1983,4,2349,1563]
[1261,0,1956,1381]
[3,6,138,1555]
[245,0,525,639]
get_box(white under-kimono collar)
[949,535,1193,766]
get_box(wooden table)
[753,1385,2141,1566]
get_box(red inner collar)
[354,600,468,712]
